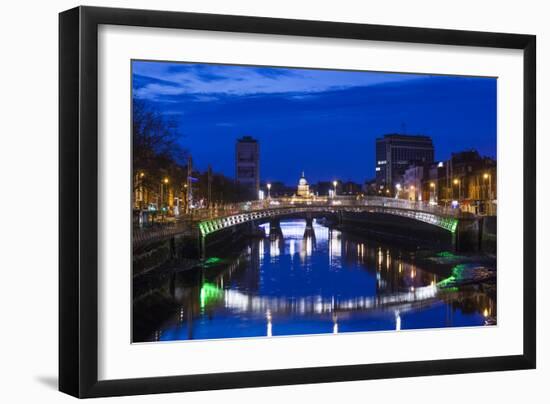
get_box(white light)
[438,162,444,167]
[395,311,401,331]
[375,167,381,172]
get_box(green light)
[436,264,468,289]
[199,282,223,309]
[450,220,458,233]
[204,257,222,266]
[437,276,456,288]
[436,251,457,258]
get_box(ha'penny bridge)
[133,196,485,258]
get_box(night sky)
[132,60,496,185]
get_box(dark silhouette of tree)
[132,100,188,193]
[133,100,253,208]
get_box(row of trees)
[133,100,251,211]
[132,99,188,196]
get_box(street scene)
[132,60,497,342]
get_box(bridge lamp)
[163,177,169,184]
[333,181,338,197]
[453,178,459,185]
[267,182,271,199]
[483,173,490,180]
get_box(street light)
[333,180,338,197]
[160,177,169,213]
[483,172,492,212]
[267,182,271,199]
[430,182,437,204]
[453,178,461,201]
[137,172,145,211]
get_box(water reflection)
[135,219,496,342]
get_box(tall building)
[235,136,260,199]
[375,134,434,191]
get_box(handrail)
[134,196,474,245]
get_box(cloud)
[132,61,420,102]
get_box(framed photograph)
[59,6,536,398]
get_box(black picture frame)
[59,6,536,398]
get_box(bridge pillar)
[198,234,206,259]
[303,215,316,241]
[454,218,481,252]
[269,218,283,240]
[304,215,314,229]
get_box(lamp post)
[267,182,271,199]
[161,177,169,218]
[430,182,436,204]
[483,172,492,199]
[483,172,492,214]
[333,180,338,198]
[138,172,145,210]
[395,183,401,199]
[183,183,188,214]
[453,178,461,201]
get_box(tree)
[132,100,188,196]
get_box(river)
[133,219,496,342]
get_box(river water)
[135,219,496,342]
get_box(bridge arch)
[198,205,459,238]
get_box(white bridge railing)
[134,196,468,245]
[198,196,466,237]
[201,196,467,219]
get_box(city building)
[312,181,333,197]
[296,171,311,197]
[363,179,378,196]
[423,150,496,214]
[235,136,260,199]
[375,134,434,192]
[403,165,426,201]
[341,181,362,195]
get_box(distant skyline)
[132,60,497,185]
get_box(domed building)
[297,171,311,198]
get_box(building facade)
[296,171,311,197]
[375,134,434,192]
[235,136,260,199]
[403,165,426,201]
[423,150,496,214]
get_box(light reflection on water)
[142,219,495,342]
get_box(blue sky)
[132,60,496,185]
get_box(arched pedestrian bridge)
[199,196,464,238]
